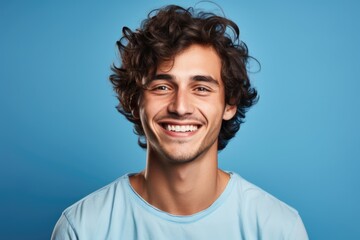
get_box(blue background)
[1,0,359,239]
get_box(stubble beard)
[153,137,218,165]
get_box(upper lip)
[157,119,203,126]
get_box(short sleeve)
[51,213,78,240]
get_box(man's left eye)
[156,86,169,91]
[195,87,209,92]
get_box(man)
[52,5,308,239]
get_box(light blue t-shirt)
[51,172,308,240]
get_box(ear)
[131,108,140,120]
[131,93,142,120]
[222,104,237,120]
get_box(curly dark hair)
[109,5,258,150]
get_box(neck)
[130,147,230,215]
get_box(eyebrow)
[151,74,220,86]
[192,75,219,86]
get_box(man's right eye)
[155,85,169,91]
[148,84,172,94]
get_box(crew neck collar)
[125,172,235,223]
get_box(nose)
[167,89,194,116]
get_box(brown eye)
[149,84,172,95]
[196,87,209,92]
[156,86,169,91]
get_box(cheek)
[200,104,225,124]
[138,99,151,128]
[138,100,165,127]
[198,96,226,115]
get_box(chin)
[160,144,210,164]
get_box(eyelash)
[148,83,212,95]
[148,84,172,94]
[195,86,210,92]
[154,85,170,91]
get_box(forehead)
[142,44,222,86]
[157,44,221,74]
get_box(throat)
[130,168,230,215]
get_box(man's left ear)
[223,104,237,120]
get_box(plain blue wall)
[1,0,359,239]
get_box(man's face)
[138,44,236,163]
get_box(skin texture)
[130,44,237,215]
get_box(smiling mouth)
[162,124,199,133]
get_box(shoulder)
[64,174,129,218]
[230,172,308,239]
[51,174,131,239]
[231,172,298,216]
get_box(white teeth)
[165,125,198,132]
